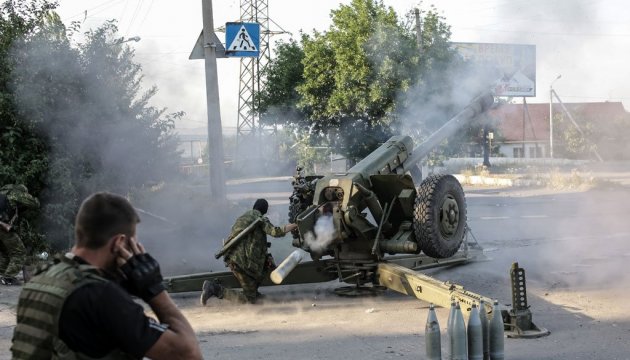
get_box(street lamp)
[549,74,561,158]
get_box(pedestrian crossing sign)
[225,22,260,57]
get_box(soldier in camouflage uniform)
[201,199,297,305]
[0,184,39,285]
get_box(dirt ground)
[2,168,630,359]
[3,260,628,360]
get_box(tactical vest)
[11,254,135,360]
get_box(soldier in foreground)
[11,192,202,360]
[202,198,297,305]
[0,184,39,285]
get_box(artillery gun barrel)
[403,92,495,172]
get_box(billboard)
[452,42,536,97]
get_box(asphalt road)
[2,178,630,359]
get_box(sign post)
[201,0,226,201]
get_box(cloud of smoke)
[6,22,206,258]
[303,214,336,253]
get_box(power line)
[124,0,144,36]
[61,0,126,21]
[453,25,630,38]
[136,0,155,30]
[554,95,630,101]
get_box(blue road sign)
[225,22,260,57]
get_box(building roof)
[488,101,628,142]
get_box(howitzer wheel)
[413,174,467,258]
[287,199,303,239]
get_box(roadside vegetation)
[0,0,182,252]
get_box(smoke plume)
[303,214,336,253]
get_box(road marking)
[477,215,549,220]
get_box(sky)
[55,0,630,133]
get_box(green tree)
[1,0,182,251]
[553,111,608,160]
[0,0,57,252]
[258,38,306,128]
[257,0,466,165]
[298,0,419,162]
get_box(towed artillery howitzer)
[286,92,495,267]
[164,91,548,338]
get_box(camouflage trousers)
[222,263,264,304]
[0,230,25,277]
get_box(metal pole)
[549,86,553,158]
[522,97,526,158]
[483,124,490,167]
[330,150,333,172]
[202,0,226,201]
[549,74,561,159]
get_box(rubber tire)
[413,174,467,258]
[287,198,304,239]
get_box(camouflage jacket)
[223,209,286,278]
[0,184,39,228]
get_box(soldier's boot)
[200,280,224,306]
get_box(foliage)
[0,0,57,252]
[553,113,594,159]
[1,0,182,251]
[278,131,330,174]
[256,0,468,166]
[553,111,630,161]
[298,0,420,162]
[257,38,306,128]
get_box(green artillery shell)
[451,303,468,360]
[489,300,505,360]
[467,303,483,360]
[425,303,442,360]
[447,300,457,358]
[479,300,490,360]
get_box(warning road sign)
[225,22,260,57]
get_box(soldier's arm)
[145,292,203,360]
[117,238,202,360]
[261,217,287,238]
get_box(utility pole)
[483,124,491,167]
[522,97,526,157]
[202,0,226,201]
[549,74,561,159]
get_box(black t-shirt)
[58,268,166,358]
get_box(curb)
[453,174,514,186]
